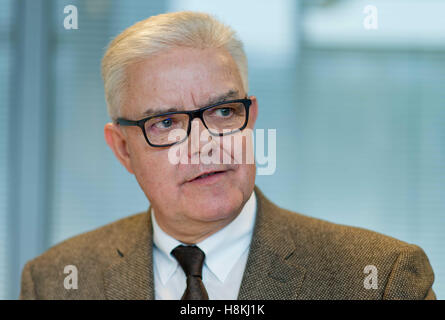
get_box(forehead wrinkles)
[162,48,240,86]
[123,48,243,114]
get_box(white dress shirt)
[151,190,257,300]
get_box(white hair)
[101,11,249,121]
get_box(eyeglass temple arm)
[116,118,141,127]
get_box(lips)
[190,170,225,182]
[183,165,236,185]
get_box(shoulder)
[256,189,435,299]
[32,211,148,265]
[283,206,412,254]
[256,186,419,255]
[256,187,412,254]
[21,211,148,299]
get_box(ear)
[248,95,258,128]
[104,123,135,174]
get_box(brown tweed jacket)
[20,186,436,300]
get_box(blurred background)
[0,0,444,299]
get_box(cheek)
[237,163,256,181]
[130,148,177,195]
[221,133,254,165]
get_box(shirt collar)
[151,211,182,285]
[151,190,257,284]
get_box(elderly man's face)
[105,47,258,240]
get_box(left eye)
[215,108,233,117]
[153,118,174,129]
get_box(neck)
[153,210,240,244]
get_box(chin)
[184,191,243,223]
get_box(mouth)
[187,170,228,184]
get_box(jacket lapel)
[102,186,305,300]
[103,210,155,300]
[238,187,306,299]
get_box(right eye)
[153,118,174,129]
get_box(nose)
[187,117,215,161]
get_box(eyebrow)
[141,89,240,118]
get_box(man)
[20,11,435,300]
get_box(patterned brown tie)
[171,245,209,300]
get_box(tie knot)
[171,245,206,278]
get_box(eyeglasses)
[116,98,252,147]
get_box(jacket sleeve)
[19,261,37,300]
[383,244,436,300]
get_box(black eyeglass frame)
[116,98,252,147]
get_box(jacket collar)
[237,186,306,299]
[103,212,155,300]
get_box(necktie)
[171,245,209,300]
